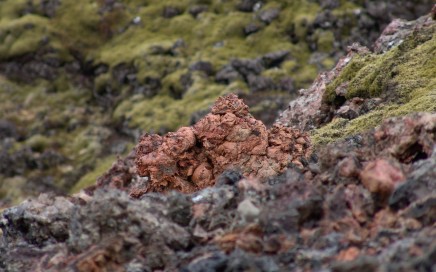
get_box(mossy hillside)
[53,0,103,49]
[70,154,118,194]
[96,0,339,131]
[0,0,415,197]
[0,75,126,199]
[1,0,357,130]
[114,72,229,132]
[312,24,436,146]
[0,0,27,20]
[0,15,48,59]
[0,176,26,207]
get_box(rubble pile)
[1,109,435,271]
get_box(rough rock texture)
[1,112,435,271]
[277,12,436,146]
[319,113,436,207]
[276,44,370,131]
[133,94,311,195]
[1,5,436,272]
[1,0,434,203]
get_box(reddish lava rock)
[135,93,311,194]
[360,159,405,197]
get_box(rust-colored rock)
[135,94,311,194]
[360,159,405,197]
[336,247,361,261]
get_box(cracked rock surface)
[134,94,311,195]
[1,112,435,271]
[1,9,436,272]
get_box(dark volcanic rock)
[190,61,215,76]
[1,5,436,272]
[0,194,74,247]
[247,74,274,92]
[0,51,60,82]
[0,119,17,140]
[244,22,262,36]
[137,76,161,97]
[188,5,208,18]
[1,112,435,271]
[231,58,264,79]
[236,0,260,12]
[389,155,436,210]
[215,64,241,84]
[262,50,289,69]
[2,111,435,270]
[258,8,280,24]
[162,6,183,18]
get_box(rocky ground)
[0,1,435,272]
[1,0,434,205]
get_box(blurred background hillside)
[0,0,433,207]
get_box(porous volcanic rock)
[277,12,435,137]
[318,112,436,209]
[135,94,311,195]
[1,112,435,271]
[276,44,370,131]
[1,7,436,272]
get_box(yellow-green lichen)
[313,24,436,146]
[70,155,118,193]
[0,176,27,206]
[0,14,51,59]
[315,30,335,53]
[115,74,227,132]
[1,0,420,202]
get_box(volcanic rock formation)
[134,94,311,194]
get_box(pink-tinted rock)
[432,4,436,20]
[360,159,405,196]
[276,45,369,131]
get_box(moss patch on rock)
[313,23,436,146]
[0,0,433,200]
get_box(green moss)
[278,0,319,33]
[324,53,373,103]
[293,63,319,88]
[115,73,228,132]
[0,15,51,59]
[66,126,112,165]
[321,57,336,70]
[26,134,50,152]
[315,30,335,53]
[333,0,361,16]
[0,0,28,21]
[70,155,117,193]
[3,0,428,201]
[0,176,26,206]
[53,0,102,49]
[161,69,190,98]
[313,25,436,147]
[262,69,288,81]
[312,107,391,146]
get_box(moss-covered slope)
[313,20,436,145]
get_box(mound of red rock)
[135,94,311,194]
